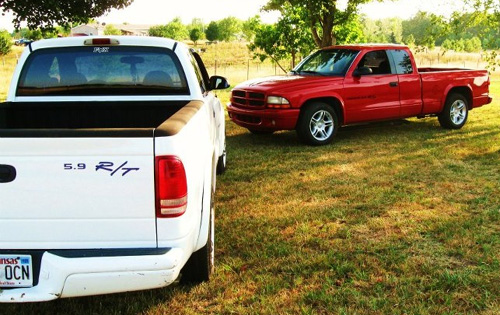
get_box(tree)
[402,11,445,48]
[164,17,188,40]
[190,28,203,46]
[0,0,132,29]
[264,0,385,48]
[205,21,219,42]
[250,24,288,71]
[148,18,188,40]
[0,30,12,56]
[217,17,242,41]
[188,18,205,33]
[104,25,121,35]
[250,4,315,71]
[242,15,262,41]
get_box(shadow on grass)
[1,283,198,315]
[227,118,444,148]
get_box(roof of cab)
[322,43,409,50]
[28,35,182,51]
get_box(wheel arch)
[194,153,216,251]
[445,86,473,110]
[297,97,345,127]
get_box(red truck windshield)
[294,49,359,76]
[17,46,189,96]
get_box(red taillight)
[155,156,187,218]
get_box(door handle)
[0,165,16,183]
[389,82,398,87]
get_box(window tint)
[294,49,359,76]
[357,50,392,75]
[390,49,413,74]
[17,46,189,96]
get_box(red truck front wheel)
[297,102,339,146]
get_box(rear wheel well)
[447,87,472,110]
[299,97,344,126]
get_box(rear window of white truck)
[17,46,189,96]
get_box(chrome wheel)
[450,99,467,125]
[439,93,468,130]
[309,110,334,141]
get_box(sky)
[0,0,466,32]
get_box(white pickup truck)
[0,36,228,302]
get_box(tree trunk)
[310,4,336,48]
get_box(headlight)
[267,96,290,107]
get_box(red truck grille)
[231,90,266,108]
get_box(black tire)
[216,142,227,175]
[180,191,214,284]
[438,93,468,129]
[248,129,274,135]
[296,102,339,146]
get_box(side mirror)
[352,66,373,77]
[209,75,230,90]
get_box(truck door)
[343,50,400,124]
[388,49,422,117]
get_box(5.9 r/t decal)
[63,161,139,177]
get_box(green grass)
[1,46,500,314]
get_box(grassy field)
[1,44,500,314]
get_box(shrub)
[0,30,12,56]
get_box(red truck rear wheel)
[296,102,339,146]
[438,93,469,129]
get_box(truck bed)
[0,101,190,136]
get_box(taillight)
[155,156,187,218]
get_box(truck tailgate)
[0,137,156,249]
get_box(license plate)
[0,255,33,288]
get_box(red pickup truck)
[228,44,492,145]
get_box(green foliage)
[187,18,205,33]
[0,0,132,30]
[28,29,43,41]
[242,15,262,42]
[483,50,499,72]
[264,0,385,48]
[189,28,203,46]
[13,26,69,40]
[402,11,445,49]
[0,30,12,55]
[464,37,482,52]
[217,17,242,42]
[104,25,121,35]
[148,25,165,38]
[447,8,500,50]
[205,21,219,42]
[334,14,365,44]
[404,34,415,47]
[249,24,285,69]
[362,17,402,44]
[249,4,315,71]
[148,18,188,40]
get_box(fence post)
[214,59,217,75]
[247,59,250,80]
